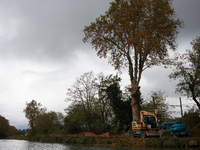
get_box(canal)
[0,139,187,150]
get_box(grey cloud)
[173,0,200,44]
[0,0,112,62]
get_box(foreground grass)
[65,136,200,148]
[10,134,199,149]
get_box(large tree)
[66,72,98,132]
[83,0,182,121]
[169,36,200,110]
[65,72,120,134]
[23,100,46,129]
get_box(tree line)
[24,71,199,135]
[0,115,17,138]
[23,72,170,135]
[23,71,200,136]
[23,100,64,136]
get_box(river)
[0,139,185,150]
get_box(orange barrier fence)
[66,132,110,137]
[49,134,62,137]
[47,132,109,137]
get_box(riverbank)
[11,134,200,149]
[64,136,200,148]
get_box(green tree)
[169,36,200,110]
[182,106,200,136]
[95,73,121,133]
[64,104,86,134]
[66,72,98,132]
[106,82,132,134]
[65,72,120,134]
[23,100,46,129]
[142,90,170,123]
[35,111,64,134]
[83,0,182,121]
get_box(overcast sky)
[0,0,199,129]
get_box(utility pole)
[179,97,183,121]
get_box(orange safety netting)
[66,132,110,137]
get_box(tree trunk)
[129,81,141,121]
[192,91,200,110]
[131,96,139,121]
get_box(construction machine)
[129,109,160,138]
[161,121,188,137]
[128,109,189,138]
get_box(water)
[0,139,185,150]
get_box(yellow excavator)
[128,109,160,138]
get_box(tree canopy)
[106,82,132,134]
[35,111,64,134]
[23,100,46,129]
[182,107,200,136]
[65,72,121,134]
[24,100,65,135]
[83,0,183,120]
[0,115,17,138]
[169,36,200,109]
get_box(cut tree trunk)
[131,96,139,121]
[129,82,141,121]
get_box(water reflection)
[0,140,197,150]
[0,140,67,150]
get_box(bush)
[183,108,200,137]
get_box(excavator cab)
[129,110,160,138]
[143,115,157,129]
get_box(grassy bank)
[64,136,200,148]
[9,134,200,148]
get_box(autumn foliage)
[0,115,17,138]
[83,0,183,121]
